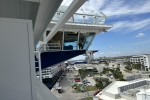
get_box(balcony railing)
[38,43,61,52]
[52,11,107,25]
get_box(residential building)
[130,55,150,71]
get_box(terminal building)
[94,78,150,100]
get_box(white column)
[38,51,42,82]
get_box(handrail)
[52,11,107,25]
[34,51,42,82]
[38,43,61,52]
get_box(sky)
[61,0,150,59]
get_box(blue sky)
[62,0,150,59]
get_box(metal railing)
[38,43,61,52]
[52,11,107,25]
[34,51,42,82]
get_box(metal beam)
[44,0,87,43]
[34,0,63,45]
[86,33,96,50]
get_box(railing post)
[77,32,80,50]
[93,16,96,25]
[38,51,42,82]
[53,11,107,25]
[62,31,65,50]
[35,51,42,82]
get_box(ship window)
[64,31,78,50]
[80,32,95,50]
[63,31,95,50]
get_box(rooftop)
[105,81,129,94]
[96,78,150,100]
[137,88,150,95]
[106,78,150,94]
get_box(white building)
[117,58,129,64]
[130,55,150,71]
[136,89,150,100]
[94,78,150,100]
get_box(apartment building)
[130,55,150,71]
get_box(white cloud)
[110,19,150,32]
[100,0,150,17]
[135,33,145,38]
[77,0,106,14]
[61,0,150,32]
[62,0,150,17]
[61,0,111,15]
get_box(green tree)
[95,78,111,89]
[112,67,125,81]
[125,65,132,71]
[102,68,110,74]
[104,61,109,66]
[124,61,132,71]
[133,63,141,70]
[95,83,103,89]
[124,61,132,66]
[117,64,120,68]
[78,69,87,78]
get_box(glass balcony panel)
[73,14,83,24]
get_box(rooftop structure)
[94,78,150,100]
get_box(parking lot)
[51,69,94,100]
[85,77,96,86]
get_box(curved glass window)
[79,32,95,50]
[63,31,95,50]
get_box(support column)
[38,51,42,82]
[77,32,80,50]
[62,31,65,50]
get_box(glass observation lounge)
[46,31,95,51]
[37,6,112,52]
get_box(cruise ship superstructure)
[0,0,112,100]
